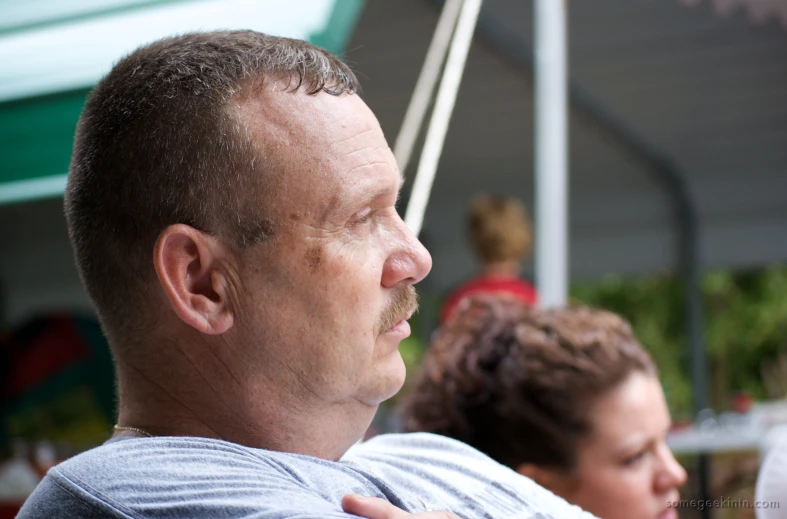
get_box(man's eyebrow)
[361,173,405,202]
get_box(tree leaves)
[572,265,787,418]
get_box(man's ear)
[153,224,235,335]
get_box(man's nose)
[381,222,432,288]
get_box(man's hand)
[342,494,461,519]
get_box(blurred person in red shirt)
[440,194,537,323]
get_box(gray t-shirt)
[18,432,596,519]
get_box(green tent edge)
[0,0,366,206]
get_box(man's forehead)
[233,87,401,217]
[235,85,377,146]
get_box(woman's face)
[556,372,687,519]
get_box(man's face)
[230,87,432,415]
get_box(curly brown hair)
[398,295,656,471]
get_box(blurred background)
[1,1,786,518]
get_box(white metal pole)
[534,0,568,308]
[404,0,483,236]
[393,0,463,176]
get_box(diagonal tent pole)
[394,0,463,176]
[534,0,569,309]
[404,0,483,236]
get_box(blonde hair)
[468,195,533,264]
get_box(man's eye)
[349,211,373,228]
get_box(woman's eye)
[623,451,647,466]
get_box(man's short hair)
[65,30,359,340]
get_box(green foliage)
[572,264,787,418]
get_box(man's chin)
[359,355,407,406]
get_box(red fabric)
[0,503,23,518]
[440,274,538,324]
[2,316,90,399]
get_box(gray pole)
[534,0,569,308]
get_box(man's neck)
[114,362,371,460]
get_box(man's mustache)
[376,286,419,334]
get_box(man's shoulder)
[19,436,357,519]
[19,434,599,519]
[347,433,597,519]
[49,436,294,485]
[346,432,515,483]
[349,431,491,461]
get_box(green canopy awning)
[0,0,364,205]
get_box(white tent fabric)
[0,0,341,103]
